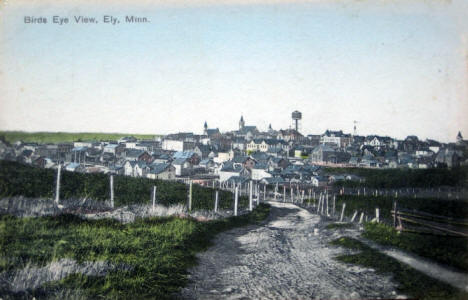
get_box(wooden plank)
[398,216,468,238]
[391,210,468,227]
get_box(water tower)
[291,110,302,132]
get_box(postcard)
[0,1,467,299]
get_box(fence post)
[316,194,320,213]
[234,186,239,216]
[340,203,346,222]
[215,190,219,213]
[55,164,61,205]
[393,200,397,228]
[109,174,114,209]
[283,186,286,202]
[249,181,253,211]
[376,208,380,223]
[152,185,156,211]
[359,212,364,223]
[325,194,329,216]
[351,210,358,222]
[188,181,193,212]
[332,195,336,216]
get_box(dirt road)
[181,201,400,299]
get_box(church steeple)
[239,115,245,130]
[204,121,208,135]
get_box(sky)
[0,0,467,142]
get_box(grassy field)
[0,131,159,144]
[0,203,270,299]
[330,237,468,299]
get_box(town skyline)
[1,0,467,143]
[0,112,465,144]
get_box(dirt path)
[180,201,400,299]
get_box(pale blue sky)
[0,0,467,142]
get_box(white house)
[162,140,194,152]
[311,176,328,187]
[172,158,193,176]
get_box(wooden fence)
[391,203,468,237]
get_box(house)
[247,139,282,153]
[310,144,336,163]
[147,163,176,180]
[152,153,172,164]
[172,151,200,165]
[311,176,328,187]
[85,148,102,164]
[232,137,247,151]
[294,145,314,158]
[320,130,352,148]
[277,129,303,142]
[251,162,273,181]
[193,145,212,159]
[125,149,153,163]
[100,152,116,165]
[103,143,125,156]
[199,158,216,170]
[213,151,232,164]
[217,161,251,182]
[162,139,195,152]
[71,146,87,163]
[123,160,150,177]
[435,149,460,168]
[360,154,381,168]
[172,157,193,176]
[231,155,256,170]
[306,134,321,147]
[426,139,441,154]
[364,135,394,150]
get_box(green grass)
[0,203,270,299]
[0,131,159,144]
[334,195,468,271]
[325,222,354,230]
[330,237,468,299]
[363,222,468,272]
[326,166,468,188]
